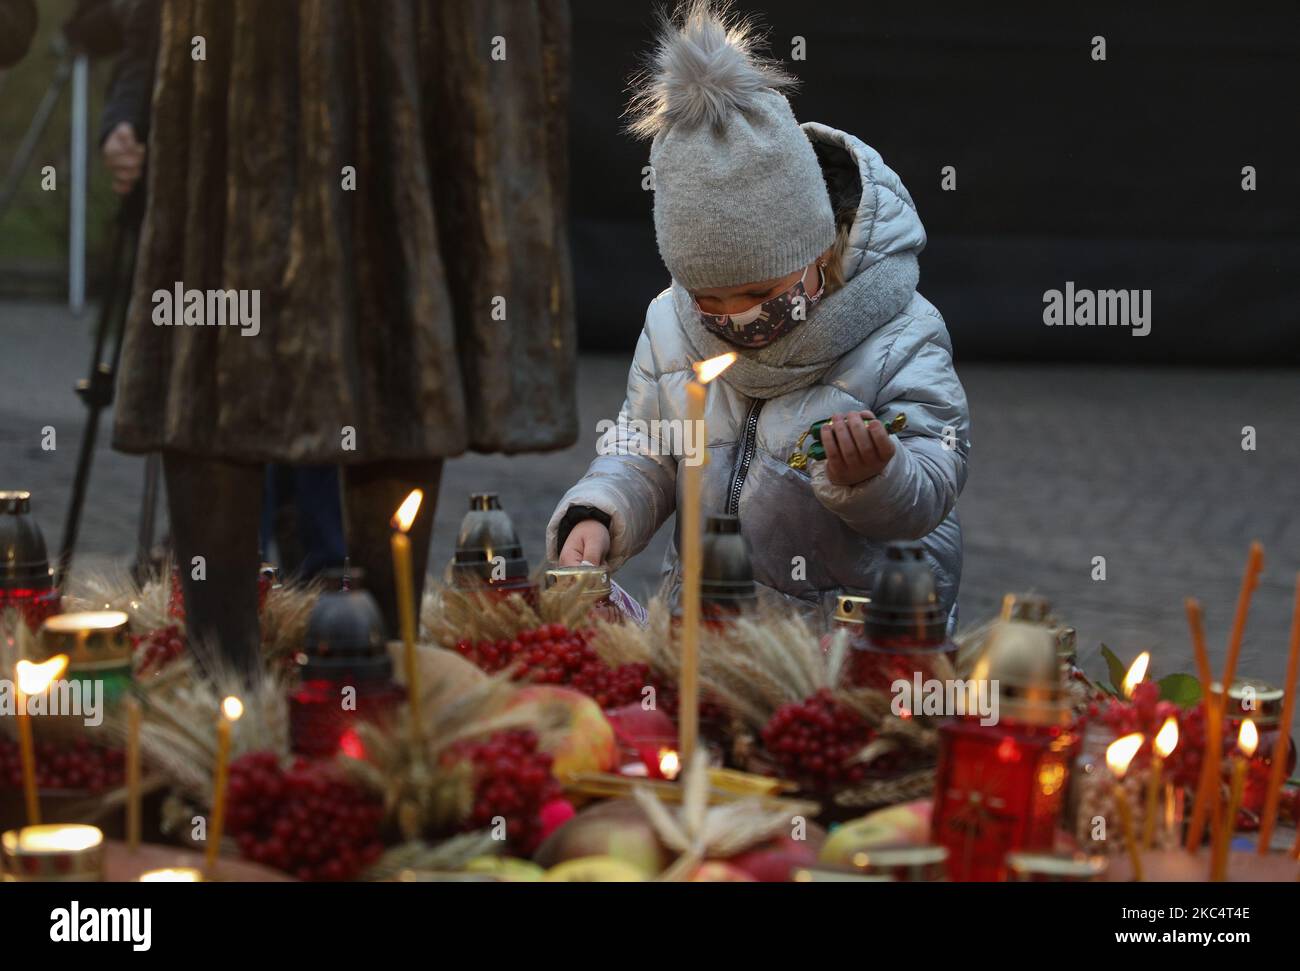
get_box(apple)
[506,685,619,777]
[819,801,933,866]
[729,826,826,882]
[533,798,667,877]
[689,861,756,882]
[543,856,647,882]
[463,856,545,881]
[603,703,676,744]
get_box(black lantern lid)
[701,513,756,612]
[0,490,54,590]
[452,492,528,583]
[866,543,946,643]
[298,587,392,682]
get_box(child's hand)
[820,410,895,486]
[559,519,611,566]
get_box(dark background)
[568,1,1300,364]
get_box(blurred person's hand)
[558,519,610,567]
[102,122,145,195]
[821,410,895,486]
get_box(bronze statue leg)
[162,451,264,673]
[342,460,443,639]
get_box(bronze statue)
[113,0,578,668]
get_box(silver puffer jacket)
[546,124,971,622]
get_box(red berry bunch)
[0,590,61,633]
[132,624,187,676]
[454,623,660,710]
[167,567,185,621]
[0,736,125,792]
[226,752,385,881]
[1079,691,1201,790]
[761,689,877,792]
[449,729,561,856]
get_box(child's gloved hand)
[819,410,896,486]
[559,519,611,566]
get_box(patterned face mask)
[695,263,825,349]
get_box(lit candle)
[391,489,424,749]
[657,748,681,781]
[125,696,142,851]
[1211,718,1257,882]
[139,867,203,882]
[1262,573,1300,856]
[1106,733,1145,881]
[1142,716,1179,850]
[679,353,734,767]
[1121,651,1150,699]
[205,695,243,874]
[1,823,104,881]
[13,654,69,826]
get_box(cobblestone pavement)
[5,300,1300,729]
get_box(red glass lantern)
[451,493,534,603]
[289,585,404,758]
[931,620,1077,881]
[845,544,951,693]
[0,491,61,631]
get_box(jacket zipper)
[726,399,764,516]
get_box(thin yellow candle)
[1107,733,1145,881]
[1184,598,1220,853]
[125,696,142,851]
[1142,716,1179,850]
[999,593,1015,621]
[390,489,424,749]
[14,655,69,826]
[1212,719,1257,881]
[1260,573,1300,855]
[678,353,734,767]
[205,696,243,873]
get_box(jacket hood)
[802,123,927,283]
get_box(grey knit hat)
[628,2,835,291]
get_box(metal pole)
[69,52,89,315]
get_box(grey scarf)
[674,252,920,399]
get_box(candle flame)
[42,610,129,632]
[694,353,736,384]
[139,867,203,882]
[15,654,69,695]
[1121,652,1150,698]
[1154,717,1180,758]
[1106,732,1144,778]
[5,823,103,853]
[221,696,244,722]
[658,748,681,779]
[1238,718,1258,757]
[391,489,423,532]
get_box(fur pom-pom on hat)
[627,2,836,290]
[626,1,796,139]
